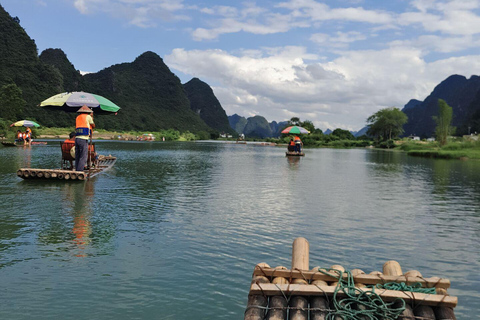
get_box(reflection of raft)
[245,238,457,320]
[286,151,305,156]
[17,155,116,180]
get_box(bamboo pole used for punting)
[289,237,309,320]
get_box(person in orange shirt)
[294,136,303,153]
[62,132,76,169]
[75,106,95,171]
[15,130,24,144]
[288,138,295,152]
[25,127,32,145]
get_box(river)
[0,141,479,319]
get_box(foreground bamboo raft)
[17,155,116,180]
[245,237,457,320]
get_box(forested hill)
[402,75,480,137]
[0,4,226,133]
[81,51,211,132]
[228,114,288,138]
[0,4,72,126]
[184,78,236,135]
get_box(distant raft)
[286,151,305,156]
[17,155,116,180]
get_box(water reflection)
[67,182,94,257]
[286,155,301,168]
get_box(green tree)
[288,117,301,126]
[433,99,455,146]
[331,128,355,140]
[367,107,408,141]
[300,120,315,133]
[0,83,26,121]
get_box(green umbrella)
[10,120,40,127]
[39,91,120,114]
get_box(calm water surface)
[0,141,479,319]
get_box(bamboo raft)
[17,155,116,180]
[286,151,305,156]
[245,238,457,320]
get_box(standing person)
[75,105,95,171]
[25,127,32,145]
[294,135,302,153]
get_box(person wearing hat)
[75,105,95,171]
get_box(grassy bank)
[399,140,480,160]
[35,127,205,141]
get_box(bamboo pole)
[245,263,270,320]
[289,237,309,320]
[414,305,436,319]
[267,266,289,320]
[434,307,456,320]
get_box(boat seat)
[60,141,96,169]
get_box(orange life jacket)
[75,114,91,136]
[17,132,23,139]
[289,140,295,146]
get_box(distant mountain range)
[2,5,480,139]
[228,114,288,138]
[401,74,480,137]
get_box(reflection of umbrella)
[281,126,310,134]
[10,120,41,127]
[39,91,120,114]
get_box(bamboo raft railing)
[245,238,457,320]
[17,155,116,180]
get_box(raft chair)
[60,141,96,170]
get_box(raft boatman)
[75,105,95,171]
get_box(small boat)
[17,155,116,180]
[286,151,305,156]
[1,141,48,147]
[1,141,17,147]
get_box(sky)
[2,0,480,131]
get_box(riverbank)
[399,140,480,160]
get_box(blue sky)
[3,0,480,131]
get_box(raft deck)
[245,237,457,320]
[17,155,116,180]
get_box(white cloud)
[400,0,480,36]
[166,46,480,130]
[72,0,188,26]
[310,31,368,49]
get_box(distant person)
[288,138,295,152]
[25,127,32,145]
[15,130,24,144]
[294,136,302,153]
[75,105,95,171]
